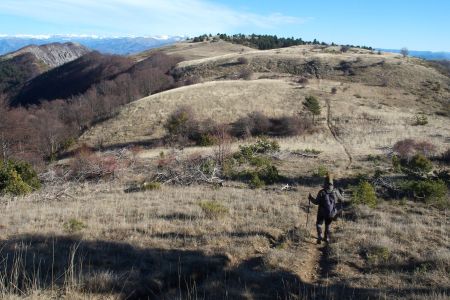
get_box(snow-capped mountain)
[0,35,186,55]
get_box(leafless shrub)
[393,139,436,160]
[153,153,223,186]
[213,124,232,166]
[341,45,351,53]
[270,115,312,136]
[440,148,450,164]
[237,57,249,65]
[231,112,312,138]
[238,68,253,80]
[185,75,202,86]
[296,76,309,85]
[69,146,118,180]
[230,116,252,138]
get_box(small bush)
[270,115,311,136]
[164,106,198,144]
[401,154,433,176]
[441,149,450,165]
[231,139,281,187]
[259,164,280,184]
[367,154,383,164]
[142,182,161,191]
[393,139,436,160]
[297,76,309,85]
[1,169,32,195]
[238,68,253,80]
[331,87,338,94]
[231,112,311,138]
[303,95,321,123]
[403,179,447,205]
[61,137,76,151]
[365,246,391,265]
[352,181,377,208]
[341,45,351,53]
[301,149,322,155]
[230,112,272,138]
[0,160,40,195]
[249,173,264,189]
[70,151,118,181]
[315,165,328,177]
[392,155,401,172]
[197,133,216,146]
[413,114,428,126]
[237,57,249,65]
[63,218,87,233]
[198,201,229,219]
[238,138,280,158]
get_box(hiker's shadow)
[0,234,444,299]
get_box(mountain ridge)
[3,42,90,68]
[0,35,185,55]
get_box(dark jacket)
[310,186,344,218]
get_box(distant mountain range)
[0,35,185,55]
[378,49,450,60]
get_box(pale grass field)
[81,77,449,168]
[0,181,320,299]
[0,175,448,299]
[134,40,255,63]
[331,203,449,298]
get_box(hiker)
[308,175,344,244]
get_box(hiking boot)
[324,236,330,243]
[317,237,322,244]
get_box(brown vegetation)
[0,52,181,166]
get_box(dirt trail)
[299,225,334,286]
[326,99,353,169]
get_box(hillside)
[10,51,134,106]
[0,42,89,97]
[133,40,255,62]
[82,42,450,156]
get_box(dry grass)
[133,40,255,62]
[0,170,448,299]
[0,181,319,299]
[80,78,449,170]
[330,202,449,299]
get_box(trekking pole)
[305,196,311,229]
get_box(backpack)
[321,191,337,219]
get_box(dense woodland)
[0,52,181,166]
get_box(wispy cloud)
[0,0,308,36]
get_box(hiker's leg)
[316,214,324,243]
[324,218,332,242]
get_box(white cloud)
[0,0,308,36]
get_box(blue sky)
[0,0,448,51]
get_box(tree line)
[192,33,373,51]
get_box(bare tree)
[213,124,232,166]
[400,47,409,58]
[0,94,12,160]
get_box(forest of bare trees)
[0,52,181,167]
